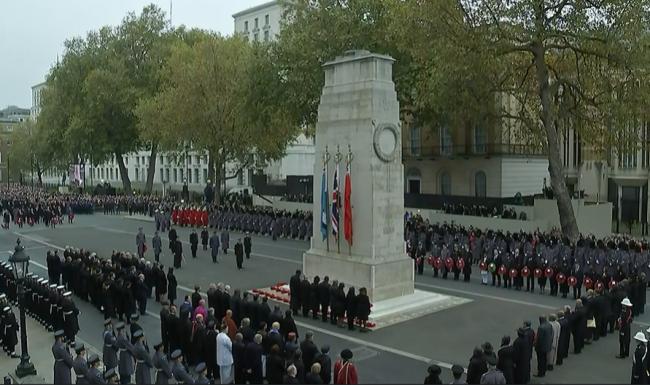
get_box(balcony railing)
[403,143,547,159]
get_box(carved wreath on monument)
[373,123,399,162]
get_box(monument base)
[303,247,414,303]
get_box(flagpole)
[323,147,330,252]
[347,144,354,256]
[335,145,342,254]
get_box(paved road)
[1,214,641,383]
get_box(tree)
[399,0,650,240]
[136,32,298,203]
[274,0,418,129]
[8,120,63,186]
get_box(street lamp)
[8,239,37,378]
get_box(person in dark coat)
[190,230,199,258]
[233,333,247,385]
[318,277,331,322]
[235,240,244,270]
[281,310,299,341]
[200,227,209,251]
[355,288,371,331]
[571,300,586,354]
[173,240,183,269]
[556,308,571,366]
[289,270,302,315]
[244,334,264,384]
[315,345,332,384]
[534,315,553,378]
[512,328,531,384]
[345,287,357,331]
[266,344,286,384]
[310,277,321,320]
[497,336,514,384]
[168,227,178,254]
[167,268,177,305]
[244,233,252,259]
[467,347,487,384]
[300,331,319,371]
[424,364,442,384]
[300,277,311,318]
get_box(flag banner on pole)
[344,161,353,246]
[331,162,340,238]
[320,166,328,241]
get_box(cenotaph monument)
[302,50,414,303]
[302,51,471,329]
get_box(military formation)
[165,205,313,242]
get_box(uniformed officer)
[153,342,173,384]
[209,231,220,264]
[115,322,135,384]
[193,362,209,384]
[87,354,105,384]
[170,349,195,384]
[72,343,88,385]
[103,319,118,372]
[104,368,120,384]
[62,291,80,343]
[53,329,73,384]
[133,330,153,384]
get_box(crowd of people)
[441,203,526,221]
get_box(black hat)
[54,330,65,338]
[74,343,85,353]
[133,330,144,339]
[171,349,182,359]
[104,368,118,380]
[116,322,125,330]
[104,319,112,327]
[486,355,497,366]
[88,354,100,365]
[451,365,464,377]
[341,349,353,360]
[427,364,441,375]
[154,342,164,350]
[194,362,207,373]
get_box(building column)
[618,184,622,222]
[639,186,643,223]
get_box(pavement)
[0,213,643,383]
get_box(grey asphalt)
[1,213,641,384]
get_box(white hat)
[635,332,648,343]
[622,297,633,307]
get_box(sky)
[0,0,268,109]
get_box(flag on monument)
[344,161,353,245]
[320,166,328,241]
[331,162,340,238]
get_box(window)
[237,171,244,186]
[475,171,486,197]
[159,155,164,164]
[473,126,486,154]
[91,168,94,179]
[440,125,452,155]
[203,155,208,164]
[116,168,119,179]
[203,169,208,183]
[160,168,164,182]
[440,172,451,195]
[101,169,104,179]
[244,21,249,32]
[410,126,421,155]
[180,169,184,182]
[195,155,200,165]
[265,14,269,25]
[264,31,269,42]
[135,168,138,181]
[188,170,192,184]
[254,18,258,29]
[194,169,199,184]
[136,157,140,165]
[165,168,170,183]
[254,33,259,42]
[406,167,421,194]
[173,169,178,183]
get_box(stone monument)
[303,50,414,302]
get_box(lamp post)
[9,239,37,378]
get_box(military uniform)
[53,330,74,384]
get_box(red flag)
[344,161,353,245]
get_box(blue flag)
[320,167,328,240]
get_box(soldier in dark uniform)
[73,343,88,385]
[62,291,80,343]
[200,226,209,251]
[244,233,252,259]
[53,330,73,384]
[133,330,154,384]
[153,341,173,384]
[289,271,302,316]
[190,229,199,259]
[103,319,118,372]
[116,322,135,384]
[300,276,311,318]
[87,354,104,385]
[171,350,194,384]
[2,306,18,357]
[318,276,331,322]
[631,332,648,384]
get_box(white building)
[233,0,316,183]
[31,81,46,120]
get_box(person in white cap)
[632,332,648,384]
[618,297,634,359]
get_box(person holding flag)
[344,146,353,248]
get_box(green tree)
[137,32,298,203]
[400,0,650,240]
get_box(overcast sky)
[0,0,268,109]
